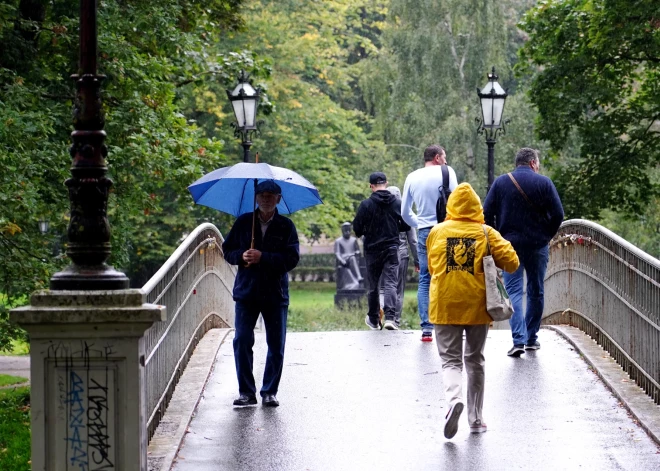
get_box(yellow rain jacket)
[427,183,519,325]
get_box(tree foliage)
[517,0,660,219]
[0,0,249,349]
[360,0,550,196]
[191,0,389,236]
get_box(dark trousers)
[395,255,409,323]
[378,254,409,324]
[366,246,399,321]
[233,301,288,397]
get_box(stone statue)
[334,222,363,290]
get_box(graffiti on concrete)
[43,340,116,470]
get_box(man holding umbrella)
[222,180,300,407]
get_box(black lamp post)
[50,0,129,290]
[226,70,261,163]
[476,66,508,192]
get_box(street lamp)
[38,219,50,235]
[226,70,261,162]
[49,0,129,289]
[476,66,508,192]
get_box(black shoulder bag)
[435,165,451,223]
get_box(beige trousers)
[434,324,489,426]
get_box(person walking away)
[427,182,519,438]
[483,148,564,357]
[384,186,419,328]
[401,145,458,341]
[353,172,409,330]
[222,180,300,407]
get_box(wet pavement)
[173,330,660,471]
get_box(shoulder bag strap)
[441,165,449,192]
[482,225,491,256]
[508,172,541,210]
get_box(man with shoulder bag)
[401,145,458,341]
[483,148,564,357]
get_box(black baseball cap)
[369,172,387,185]
[255,180,282,195]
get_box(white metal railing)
[543,219,660,404]
[142,223,236,438]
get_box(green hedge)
[289,266,335,282]
[289,264,419,283]
[296,253,335,267]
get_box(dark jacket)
[483,166,564,250]
[353,190,410,255]
[222,210,299,305]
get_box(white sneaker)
[470,420,487,433]
[443,401,464,439]
[383,320,398,330]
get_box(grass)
[4,340,29,357]
[288,282,421,331]
[0,386,31,471]
[0,375,28,388]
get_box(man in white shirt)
[401,145,459,341]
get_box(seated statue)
[335,222,363,290]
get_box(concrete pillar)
[10,289,165,471]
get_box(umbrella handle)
[251,178,257,249]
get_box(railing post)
[10,290,165,470]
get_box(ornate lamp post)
[49,0,129,289]
[476,66,508,192]
[226,70,261,162]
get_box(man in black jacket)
[222,180,300,407]
[483,148,564,357]
[353,172,409,330]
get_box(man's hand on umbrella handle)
[243,249,262,265]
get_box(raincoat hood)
[370,189,397,205]
[446,182,485,224]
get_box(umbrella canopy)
[188,162,323,217]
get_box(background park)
[0,0,659,469]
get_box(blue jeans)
[503,245,549,347]
[417,227,433,333]
[233,301,288,397]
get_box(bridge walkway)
[170,329,660,471]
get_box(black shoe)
[263,394,279,407]
[507,345,525,357]
[233,394,257,406]
[525,341,541,350]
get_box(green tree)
[517,0,660,219]
[187,0,390,237]
[0,0,248,349]
[361,0,550,195]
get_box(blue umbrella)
[188,162,323,216]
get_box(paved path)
[173,329,660,471]
[0,355,30,381]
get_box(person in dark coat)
[222,180,300,407]
[483,148,564,357]
[353,172,409,330]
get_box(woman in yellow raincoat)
[427,182,519,439]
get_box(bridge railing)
[141,223,236,438]
[543,219,660,404]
